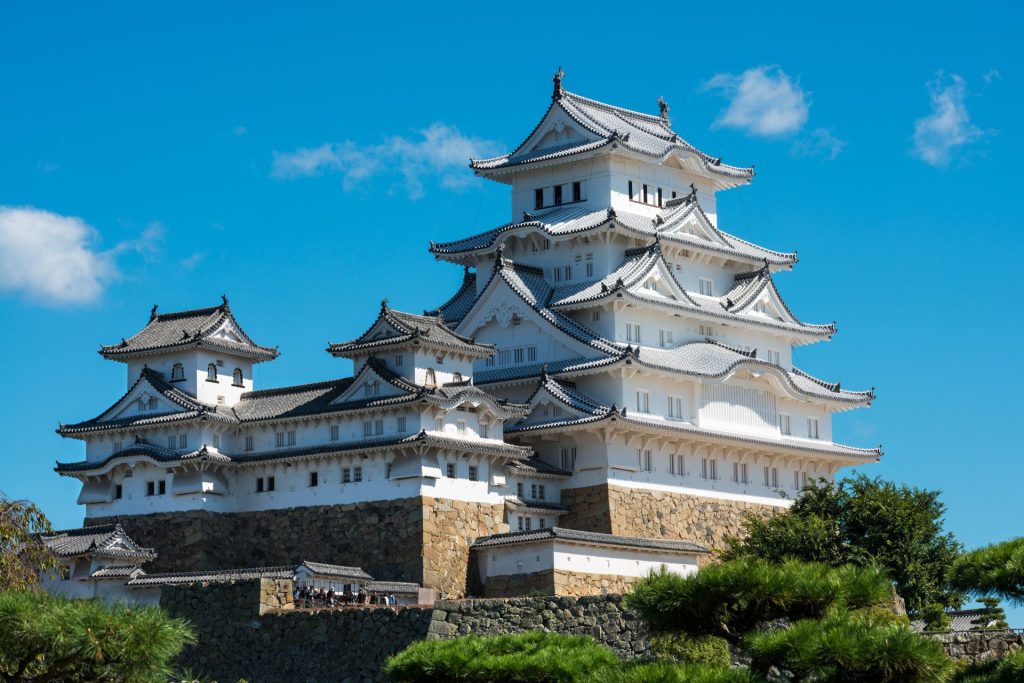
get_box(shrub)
[744,608,952,683]
[0,590,195,683]
[625,559,891,642]
[953,649,1024,683]
[593,661,765,683]
[722,475,964,613]
[922,603,952,632]
[383,631,619,683]
[650,632,730,667]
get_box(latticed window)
[424,368,436,387]
[232,368,243,386]
[171,363,184,381]
[207,363,218,381]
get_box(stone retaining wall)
[931,630,1023,665]
[90,496,507,597]
[561,484,778,550]
[161,581,648,683]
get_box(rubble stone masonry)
[88,496,507,597]
[560,484,779,550]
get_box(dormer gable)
[328,360,417,407]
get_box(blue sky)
[1,2,1021,616]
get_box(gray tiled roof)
[298,561,373,580]
[425,268,478,325]
[549,245,831,338]
[911,609,1011,633]
[505,497,570,514]
[328,302,493,358]
[100,299,278,362]
[90,565,146,579]
[127,566,295,587]
[366,580,421,594]
[471,90,753,185]
[430,200,795,267]
[471,526,709,554]
[57,368,231,436]
[507,408,882,461]
[56,443,229,473]
[504,456,572,479]
[526,374,608,416]
[39,524,156,561]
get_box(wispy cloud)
[0,206,161,306]
[703,66,809,137]
[180,252,206,270]
[271,123,501,199]
[36,161,59,174]
[912,73,985,167]
[791,128,847,161]
[231,125,248,136]
[983,69,1001,86]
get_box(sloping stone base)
[560,484,779,551]
[483,569,641,598]
[88,496,506,597]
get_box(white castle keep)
[53,71,878,598]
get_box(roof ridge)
[240,377,352,399]
[563,90,668,124]
[150,304,223,322]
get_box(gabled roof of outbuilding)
[504,456,572,479]
[471,526,710,554]
[470,85,753,187]
[39,524,156,561]
[99,297,278,363]
[328,301,493,358]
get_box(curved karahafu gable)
[99,297,278,363]
[429,195,796,270]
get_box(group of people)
[293,584,398,608]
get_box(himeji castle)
[52,70,878,600]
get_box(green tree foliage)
[949,538,1024,605]
[383,631,619,683]
[650,632,730,667]
[0,590,195,683]
[953,649,1024,683]
[0,492,57,591]
[625,559,892,643]
[744,608,952,683]
[968,597,1008,631]
[593,661,764,683]
[921,603,952,632]
[722,475,963,613]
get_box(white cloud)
[231,125,248,136]
[912,73,984,167]
[0,207,161,306]
[791,127,847,160]
[703,66,809,136]
[180,252,207,271]
[271,123,500,199]
[983,69,1001,86]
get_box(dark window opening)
[158,480,166,495]
[657,187,663,207]
[534,188,544,209]
[146,481,155,496]
[628,180,633,200]
[267,476,275,492]
[310,471,318,487]
[553,185,563,205]
[642,184,649,203]
[256,478,264,493]
[115,484,123,499]
[572,181,581,202]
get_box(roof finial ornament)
[149,304,158,321]
[658,96,670,123]
[220,294,228,307]
[552,66,565,100]
[381,298,389,312]
[495,244,505,265]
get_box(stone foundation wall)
[161,582,649,683]
[90,496,506,597]
[561,484,778,550]
[552,570,639,597]
[482,570,554,598]
[932,631,1024,665]
[421,497,507,597]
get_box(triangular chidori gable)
[99,298,278,363]
[516,372,609,426]
[328,359,418,407]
